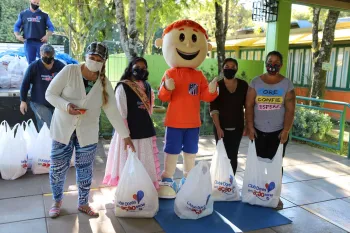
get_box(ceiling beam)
[293,0,350,11]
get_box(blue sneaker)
[177,177,187,192]
[158,178,177,199]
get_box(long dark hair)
[115,57,152,104]
[120,57,148,81]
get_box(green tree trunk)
[310,9,340,101]
[214,0,229,74]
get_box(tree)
[214,0,230,72]
[139,0,161,57]
[339,11,350,18]
[114,0,189,61]
[114,0,138,61]
[0,0,28,43]
[185,1,252,40]
[309,8,340,100]
[182,0,252,72]
[151,28,163,55]
[41,0,116,60]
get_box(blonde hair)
[100,63,109,106]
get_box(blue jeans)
[30,102,54,131]
[50,132,97,206]
[24,40,43,64]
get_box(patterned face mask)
[266,63,281,75]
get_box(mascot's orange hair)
[162,19,208,39]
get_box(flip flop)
[49,201,62,218]
[78,206,99,217]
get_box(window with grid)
[326,48,336,87]
[241,51,247,60]
[303,49,312,85]
[335,47,350,89]
[287,50,294,80]
[292,49,304,85]
[248,51,254,60]
[254,51,262,61]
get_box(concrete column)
[265,0,292,76]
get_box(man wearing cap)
[14,0,55,64]
[20,44,65,131]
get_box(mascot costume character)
[155,20,218,198]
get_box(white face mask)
[85,58,103,72]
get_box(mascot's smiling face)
[155,20,212,69]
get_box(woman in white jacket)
[45,42,135,218]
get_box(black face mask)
[132,68,148,81]
[266,63,281,75]
[223,69,237,79]
[31,3,39,10]
[42,57,54,65]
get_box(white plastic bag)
[0,62,9,88]
[0,121,10,158]
[0,55,14,88]
[114,150,159,218]
[0,123,28,180]
[26,119,38,138]
[0,55,16,64]
[174,161,214,219]
[30,123,52,174]
[0,120,9,136]
[7,56,27,88]
[23,120,38,169]
[210,140,240,202]
[242,141,283,208]
[19,56,29,74]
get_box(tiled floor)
[0,136,350,233]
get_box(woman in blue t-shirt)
[245,51,296,210]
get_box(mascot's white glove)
[209,77,218,94]
[165,74,175,91]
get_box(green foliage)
[293,107,333,140]
[152,112,166,137]
[99,109,113,137]
[40,0,116,60]
[199,65,217,82]
[0,0,28,42]
[339,11,350,18]
[151,28,163,55]
[199,102,214,135]
[183,0,254,40]
[236,71,253,83]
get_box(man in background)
[20,44,65,131]
[14,0,55,64]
